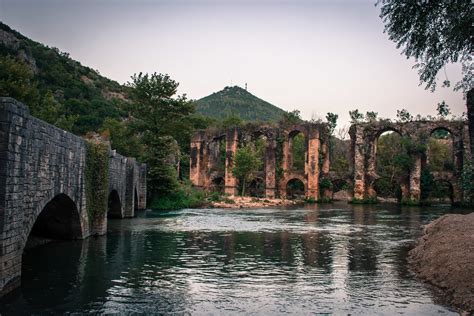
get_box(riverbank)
[211,196,300,208]
[408,213,474,313]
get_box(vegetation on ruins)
[233,146,262,196]
[85,141,110,220]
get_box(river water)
[0,202,468,315]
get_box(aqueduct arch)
[350,120,470,204]
[190,122,330,200]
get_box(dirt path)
[409,213,474,313]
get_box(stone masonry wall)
[0,98,146,297]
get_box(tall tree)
[128,72,194,196]
[232,146,262,196]
[378,0,473,164]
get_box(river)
[0,202,468,315]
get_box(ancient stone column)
[409,154,422,202]
[265,136,276,199]
[306,128,320,200]
[365,140,377,199]
[224,128,238,196]
[320,139,332,199]
[351,125,366,200]
[190,131,205,188]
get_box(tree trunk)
[241,178,246,196]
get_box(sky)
[0,0,467,128]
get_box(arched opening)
[286,178,305,200]
[289,131,305,172]
[374,129,406,200]
[25,194,82,250]
[251,133,267,174]
[108,190,122,218]
[427,128,454,172]
[209,135,226,174]
[210,176,225,193]
[248,177,265,197]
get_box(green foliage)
[427,138,453,172]
[232,145,262,196]
[396,109,413,122]
[85,141,110,219]
[100,118,143,158]
[436,101,451,118]
[377,0,473,92]
[319,178,332,190]
[0,55,39,106]
[222,112,243,128]
[365,111,378,122]
[0,22,127,134]
[149,183,206,210]
[349,109,364,123]
[350,197,377,204]
[127,72,194,197]
[325,112,338,134]
[420,168,434,201]
[195,86,286,122]
[291,133,305,171]
[280,109,302,126]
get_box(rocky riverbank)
[211,196,300,208]
[408,213,474,313]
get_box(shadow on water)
[0,202,469,314]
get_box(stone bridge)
[190,122,330,199]
[0,98,146,297]
[349,119,471,204]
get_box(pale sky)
[0,0,466,127]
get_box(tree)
[377,0,472,92]
[396,109,413,122]
[280,109,302,126]
[378,0,474,187]
[232,146,262,196]
[127,72,195,196]
[436,101,451,119]
[0,55,39,107]
[325,112,338,134]
[349,109,364,124]
[365,111,378,122]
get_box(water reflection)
[0,202,467,314]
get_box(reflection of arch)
[286,178,305,199]
[108,190,122,218]
[248,177,265,197]
[26,194,83,247]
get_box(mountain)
[195,86,286,122]
[0,22,128,135]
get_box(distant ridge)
[195,86,286,122]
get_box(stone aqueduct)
[0,98,147,297]
[191,119,472,204]
[190,123,332,200]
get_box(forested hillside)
[0,22,128,135]
[196,86,286,122]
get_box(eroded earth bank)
[409,213,474,313]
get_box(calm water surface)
[0,203,468,315]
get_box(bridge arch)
[25,193,83,249]
[107,189,123,218]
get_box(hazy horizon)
[0,0,467,127]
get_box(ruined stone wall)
[190,122,329,200]
[0,98,146,297]
[349,119,470,204]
